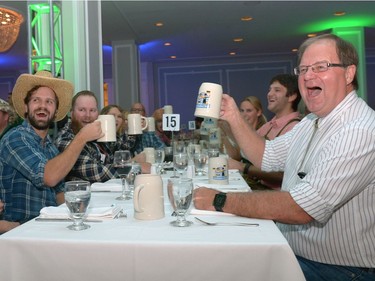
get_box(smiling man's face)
[298,39,355,117]
[25,86,57,130]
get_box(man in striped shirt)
[194,34,375,280]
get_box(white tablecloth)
[0,171,305,281]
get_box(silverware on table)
[194,217,259,227]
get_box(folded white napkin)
[91,179,122,192]
[39,204,122,220]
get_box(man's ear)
[345,64,356,86]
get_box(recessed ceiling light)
[241,16,253,21]
[229,52,236,56]
[155,22,163,27]
[170,55,176,59]
[307,33,317,38]
[292,48,298,52]
[164,42,172,46]
[233,38,243,42]
[334,11,346,16]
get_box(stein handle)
[133,184,145,213]
[141,116,148,131]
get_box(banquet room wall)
[136,51,375,127]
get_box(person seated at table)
[129,102,166,153]
[194,34,375,280]
[152,107,172,146]
[229,74,302,190]
[55,91,150,183]
[0,71,103,225]
[220,96,266,160]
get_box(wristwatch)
[213,192,227,212]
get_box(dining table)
[0,169,306,281]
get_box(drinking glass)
[126,163,142,194]
[167,178,193,227]
[194,152,208,176]
[164,146,173,163]
[155,148,165,174]
[174,153,188,176]
[64,181,91,231]
[113,150,132,200]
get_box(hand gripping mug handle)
[133,184,145,213]
[141,116,148,131]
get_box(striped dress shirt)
[262,91,375,268]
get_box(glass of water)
[194,152,208,176]
[155,148,165,174]
[174,153,188,176]
[167,178,193,227]
[126,163,142,194]
[64,181,91,231]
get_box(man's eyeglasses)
[131,108,144,113]
[294,61,348,76]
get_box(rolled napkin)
[39,204,123,220]
[91,179,122,192]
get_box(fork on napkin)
[38,204,123,220]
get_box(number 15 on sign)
[163,114,180,131]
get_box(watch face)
[213,192,226,212]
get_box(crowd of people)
[0,34,374,280]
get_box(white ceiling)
[1,1,375,72]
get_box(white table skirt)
[0,172,306,281]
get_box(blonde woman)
[221,96,266,160]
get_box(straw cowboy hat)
[12,71,74,121]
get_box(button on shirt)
[262,92,375,268]
[0,121,63,223]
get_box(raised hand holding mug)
[128,113,148,135]
[133,174,165,220]
[96,115,116,142]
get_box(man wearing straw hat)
[0,71,103,227]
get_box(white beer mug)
[96,115,116,142]
[133,174,165,220]
[208,156,229,185]
[194,82,223,119]
[143,147,155,164]
[128,113,148,135]
[146,117,156,132]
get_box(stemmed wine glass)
[174,153,188,176]
[194,152,208,176]
[113,150,132,200]
[64,181,91,231]
[167,178,193,227]
[155,148,165,174]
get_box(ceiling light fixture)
[233,38,243,42]
[334,11,346,16]
[241,16,253,21]
[164,42,172,46]
[307,33,317,38]
[229,52,236,56]
[170,55,176,59]
[0,6,24,52]
[155,22,164,27]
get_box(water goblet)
[113,150,132,200]
[174,153,188,176]
[126,163,142,194]
[164,146,173,163]
[194,152,208,176]
[155,148,165,174]
[167,178,193,227]
[64,181,91,231]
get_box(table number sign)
[163,114,180,131]
[188,121,196,130]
